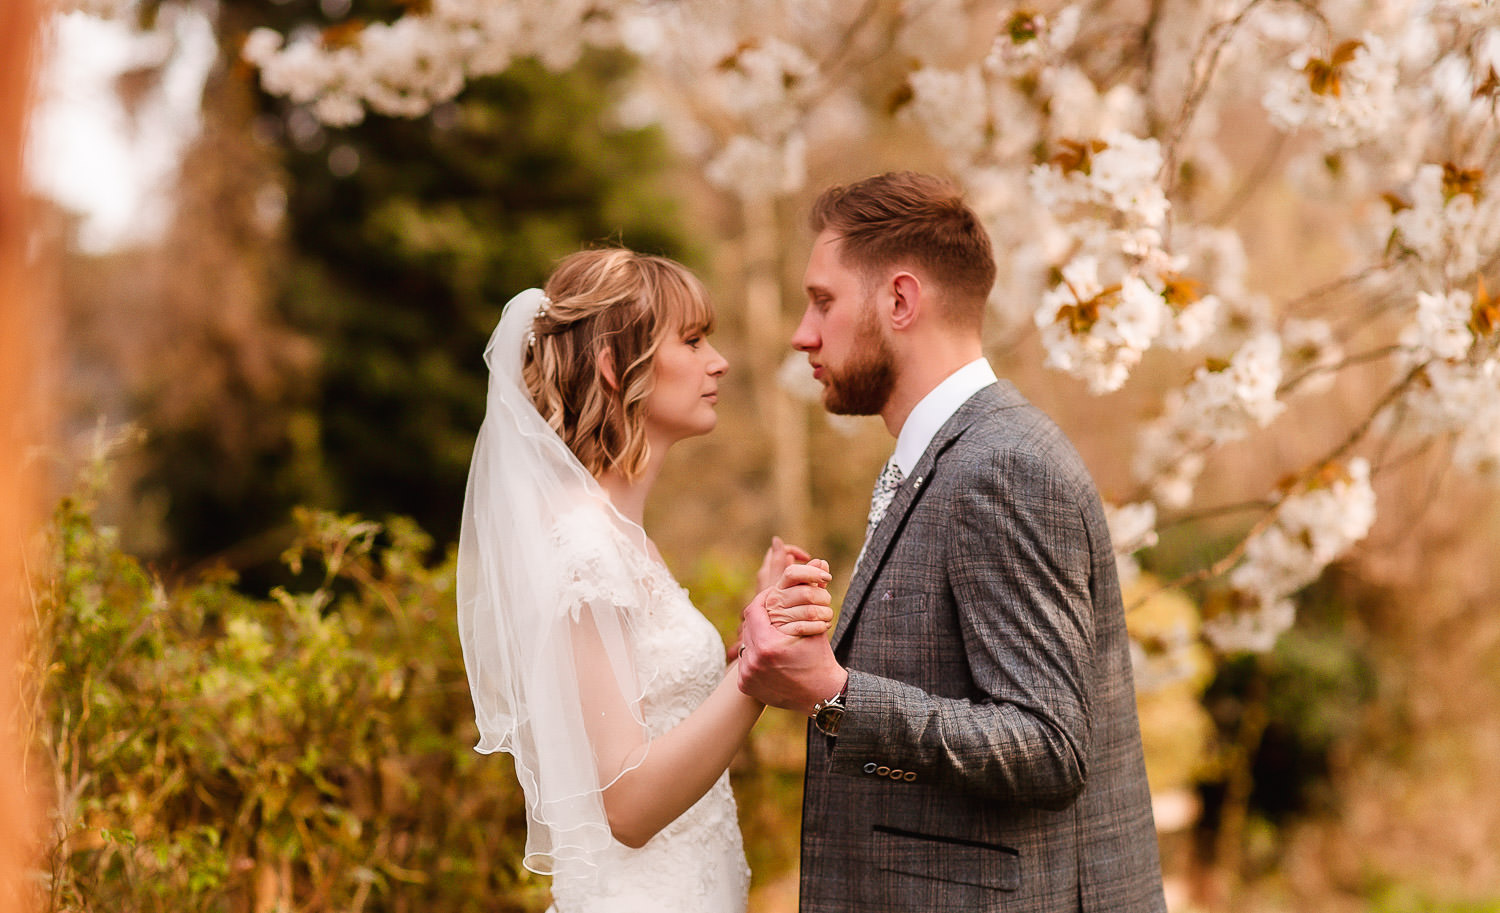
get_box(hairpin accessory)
[527,293,553,347]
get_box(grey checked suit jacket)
[799,381,1166,913]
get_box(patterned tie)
[865,457,906,539]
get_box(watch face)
[815,705,843,736]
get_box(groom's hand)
[737,581,848,717]
[726,561,831,662]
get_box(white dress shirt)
[889,358,998,475]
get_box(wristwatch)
[812,680,848,736]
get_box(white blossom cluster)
[238,0,835,200]
[1206,459,1377,652]
[1133,333,1287,508]
[172,0,1500,657]
[1387,163,1497,281]
[618,3,857,202]
[1026,132,1223,393]
[1174,333,1288,444]
[1105,500,1159,589]
[710,37,819,136]
[1199,594,1297,655]
[1028,131,1170,238]
[1034,257,1162,394]
[1394,358,1500,477]
[241,0,634,126]
[1261,34,1400,149]
[1404,288,1478,362]
[983,5,1082,76]
[704,132,809,201]
[1425,41,1500,135]
[693,37,821,200]
[905,66,991,164]
[1032,259,1220,395]
[1281,318,1345,396]
[1128,623,1206,692]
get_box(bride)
[457,248,832,913]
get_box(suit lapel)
[831,382,1019,654]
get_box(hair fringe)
[521,248,710,480]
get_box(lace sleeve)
[550,506,649,623]
[462,499,655,876]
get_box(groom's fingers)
[766,600,834,627]
[740,593,776,641]
[742,586,771,623]
[776,562,833,591]
[738,599,775,686]
[767,583,832,611]
[775,619,832,636]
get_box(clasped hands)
[731,537,851,718]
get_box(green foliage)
[1367,882,1500,913]
[27,464,547,912]
[1201,612,1375,824]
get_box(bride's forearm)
[601,665,761,848]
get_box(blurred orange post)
[2,0,43,909]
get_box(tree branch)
[1130,360,1431,609]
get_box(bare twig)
[1277,344,1403,397]
[1159,0,1271,192]
[1365,438,1454,550]
[1154,497,1278,532]
[1283,261,1391,316]
[1208,131,1285,226]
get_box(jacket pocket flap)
[872,825,1020,891]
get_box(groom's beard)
[822,305,897,416]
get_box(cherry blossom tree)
[63,0,1500,664]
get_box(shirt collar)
[891,358,997,475]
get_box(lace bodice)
[545,509,750,913]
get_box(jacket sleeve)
[826,446,1097,809]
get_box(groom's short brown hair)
[809,172,997,328]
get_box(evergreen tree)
[124,1,688,570]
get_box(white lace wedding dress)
[545,508,751,913]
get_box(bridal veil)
[457,287,653,876]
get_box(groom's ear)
[595,346,620,391]
[889,272,922,331]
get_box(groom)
[738,172,1166,912]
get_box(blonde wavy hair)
[523,248,714,480]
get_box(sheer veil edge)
[457,287,655,876]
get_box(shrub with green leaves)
[26,467,546,912]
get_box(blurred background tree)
[3,0,45,909]
[52,0,688,582]
[265,54,685,563]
